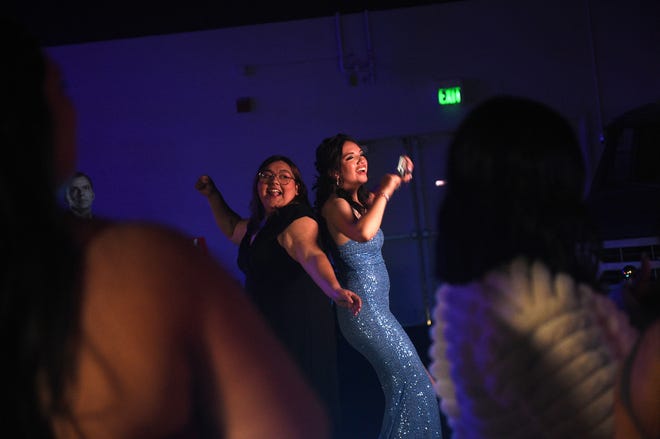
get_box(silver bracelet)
[378,192,390,202]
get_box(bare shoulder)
[67,221,331,438]
[81,221,237,309]
[322,195,351,218]
[88,222,209,270]
[287,215,318,230]
[324,194,347,208]
[63,222,240,437]
[88,222,197,259]
[279,216,319,251]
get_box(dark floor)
[335,324,451,439]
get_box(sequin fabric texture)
[333,229,443,438]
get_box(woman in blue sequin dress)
[314,134,442,438]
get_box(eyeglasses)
[257,171,295,186]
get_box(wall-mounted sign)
[438,86,461,105]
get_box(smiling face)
[337,141,368,192]
[257,160,299,216]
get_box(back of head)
[0,16,79,437]
[436,95,599,285]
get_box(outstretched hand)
[195,175,218,197]
[334,288,362,316]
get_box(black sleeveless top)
[237,203,341,425]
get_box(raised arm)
[323,175,409,244]
[195,175,248,245]
[278,216,362,316]
[323,156,414,243]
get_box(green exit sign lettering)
[438,86,462,105]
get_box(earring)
[335,175,341,187]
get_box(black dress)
[237,203,340,425]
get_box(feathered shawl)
[429,258,638,438]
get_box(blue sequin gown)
[332,229,442,438]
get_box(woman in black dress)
[196,155,361,431]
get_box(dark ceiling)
[10,0,461,46]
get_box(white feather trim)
[428,258,639,439]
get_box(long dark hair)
[0,17,81,437]
[435,96,600,286]
[313,133,370,215]
[247,155,310,230]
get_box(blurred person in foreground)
[0,16,329,439]
[429,95,639,438]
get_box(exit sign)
[438,86,462,105]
